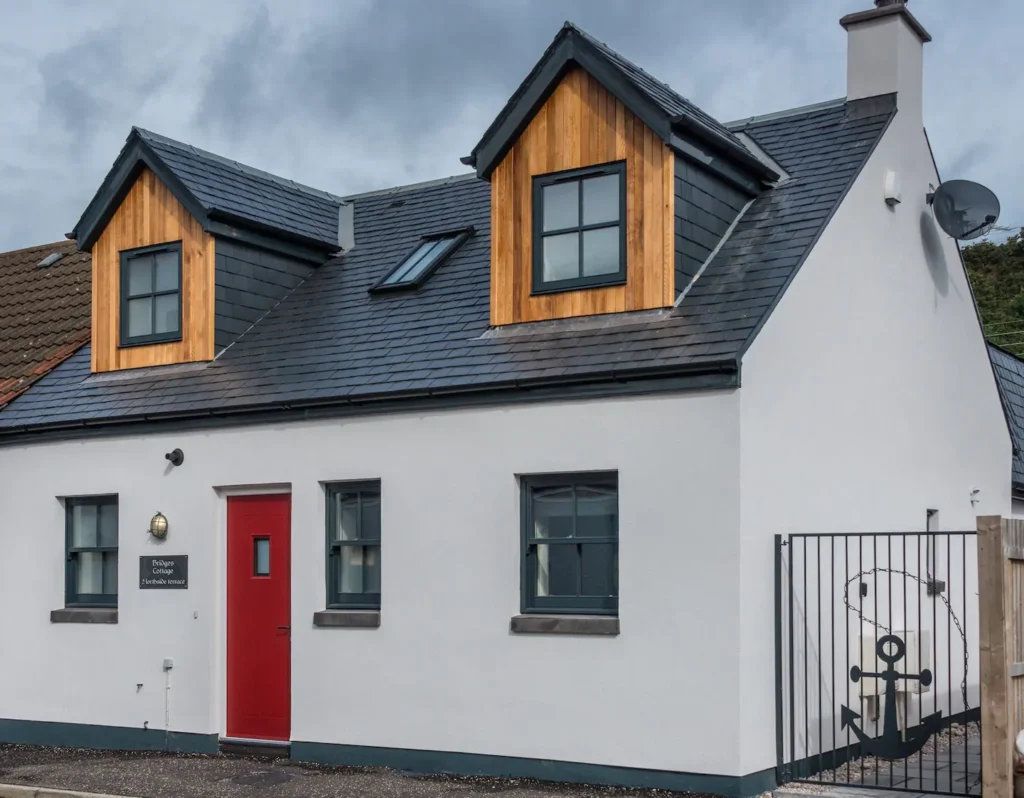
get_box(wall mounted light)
[149,512,169,540]
[165,448,184,467]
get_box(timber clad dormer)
[70,127,346,374]
[466,23,774,327]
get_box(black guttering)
[68,130,338,261]
[461,24,777,186]
[735,95,898,358]
[0,361,739,446]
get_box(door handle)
[277,625,290,630]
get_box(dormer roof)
[463,22,777,186]
[70,127,346,254]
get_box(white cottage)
[0,1,1011,795]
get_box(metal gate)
[775,532,981,795]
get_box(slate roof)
[988,342,1024,489]
[71,128,344,251]
[0,241,91,408]
[0,96,896,438]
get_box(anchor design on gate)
[840,634,944,759]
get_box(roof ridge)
[341,172,478,202]
[0,240,77,257]
[132,127,347,205]
[726,98,847,130]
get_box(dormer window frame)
[531,160,628,295]
[118,241,183,348]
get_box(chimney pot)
[875,0,906,7]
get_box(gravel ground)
[0,744,714,798]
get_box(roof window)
[370,227,473,292]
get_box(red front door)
[227,494,291,741]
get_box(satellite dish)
[927,179,1001,241]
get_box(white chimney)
[841,0,931,124]
[337,201,355,252]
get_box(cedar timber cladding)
[490,65,674,326]
[91,167,215,373]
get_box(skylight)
[371,228,473,292]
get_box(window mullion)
[577,180,584,279]
[150,262,158,334]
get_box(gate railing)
[977,515,1024,798]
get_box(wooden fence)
[977,515,1024,798]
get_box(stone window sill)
[510,614,619,636]
[51,607,118,624]
[313,610,380,629]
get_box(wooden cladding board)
[91,167,215,372]
[490,65,674,326]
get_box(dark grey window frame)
[531,161,627,295]
[119,240,183,347]
[65,495,118,608]
[520,471,618,616]
[369,226,474,293]
[325,480,381,610]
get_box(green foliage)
[964,231,1024,357]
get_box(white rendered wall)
[0,390,743,776]
[735,97,1012,775]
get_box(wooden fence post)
[979,514,1013,798]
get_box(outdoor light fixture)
[149,512,169,540]
[165,448,184,467]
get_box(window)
[532,162,626,294]
[326,482,381,608]
[521,472,618,615]
[371,227,473,292]
[65,496,118,607]
[254,538,270,576]
[119,242,182,346]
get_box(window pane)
[581,543,617,597]
[127,255,153,296]
[254,538,270,575]
[532,487,573,538]
[102,552,118,595]
[154,251,179,292]
[337,545,380,594]
[361,493,381,541]
[387,239,446,285]
[535,543,578,597]
[583,174,620,225]
[76,551,104,595]
[127,297,153,337]
[154,293,179,334]
[71,503,98,548]
[575,486,617,538]
[542,232,579,283]
[335,493,359,541]
[542,180,579,231]
[98,503,118,547]
[582,226,620,276]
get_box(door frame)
[213,483,291,740]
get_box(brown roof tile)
[0,240,91,407]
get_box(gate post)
[978,514,1013,798]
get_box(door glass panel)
[154,251,179,291]
[542,232,579,282]
[154,293,179,334]
[71,503,98,548]
[542,180,579,231]
[582,226,620,276]
[582,174,619,225]
[254,538,270,576]
[127,297,152,337]
[127,256,153,296]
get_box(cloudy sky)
[0,0,1019,251]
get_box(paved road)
[0,745,700,798]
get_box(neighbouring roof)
[70,127,345,252]
[0,241,91,409]
[989,342,1024,491]
[464,22,774,183]
[0,94,896,439]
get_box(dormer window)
[532,161,626,294]
[119,242,182,347]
